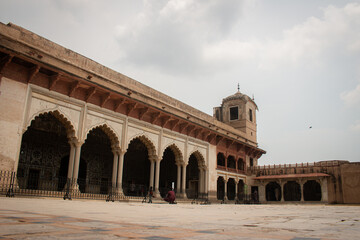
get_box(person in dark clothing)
[164,189,176,204]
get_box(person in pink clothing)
[164,189,176,204]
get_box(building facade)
[0,23,359,203]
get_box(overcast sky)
[1,0,359,165]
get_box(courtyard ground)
[0,197,359,239]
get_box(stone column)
[66,141,76,180]
[321,178,328,203]
[154,158,161,197]
[111,151,119,190]
[299,179,304,202]
[280,180,285,202]
[181,164,187,198]
[116,151,125,194]
[149,159,155,188]
[71,141,83,191]
[176,164,181,195]
[224,178,228,201]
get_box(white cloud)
[341,83,360,107]
[203,3,360,71]
[114,0,245,75]
[351,121,360,131]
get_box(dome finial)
[237,83,240,92]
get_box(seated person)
[164,189,176,204]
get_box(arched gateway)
[17,111,73,191]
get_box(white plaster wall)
[208,144,217,199]
[0,77,28,171]
[126,124,159,154]
[27,91,81,136]
[85,109,123,144]
[161,135,185,159]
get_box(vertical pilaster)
[204,168,208,195]
[321,178,328,203]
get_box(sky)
[1,0,359,165]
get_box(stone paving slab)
[0,197,359,239]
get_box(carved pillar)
[181,163,187,198]
[176,164,181,195]
[116,151,125,194]
[299,179,304,202]
[154,158,161,197]
[111,150,119,189]
[280,180,285,202]
[72,141,83,190]
[66,141,76,180]
[149,159,155,189]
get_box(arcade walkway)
[1,197,359,239]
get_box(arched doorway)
[17,112,71,191]
[227,178,236,200]
[186,154,199,198]
[123,138,151,196]
[217,176,225,200]
[266,181,281,201]
[304,180,322,201]
[284,181,301,201]
[159,147,177,197]
[80,127,113,194]
[217,153,225,167]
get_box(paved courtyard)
[0,197,359,239]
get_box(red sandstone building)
[0,23,359,203]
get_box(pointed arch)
[18,110,72,191]
[162,143,184,165]
[188,150,205,169]
[85,123,120,150]
[27,109,76,139]
[127,134,157,159]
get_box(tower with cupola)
[213,86,258,143]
